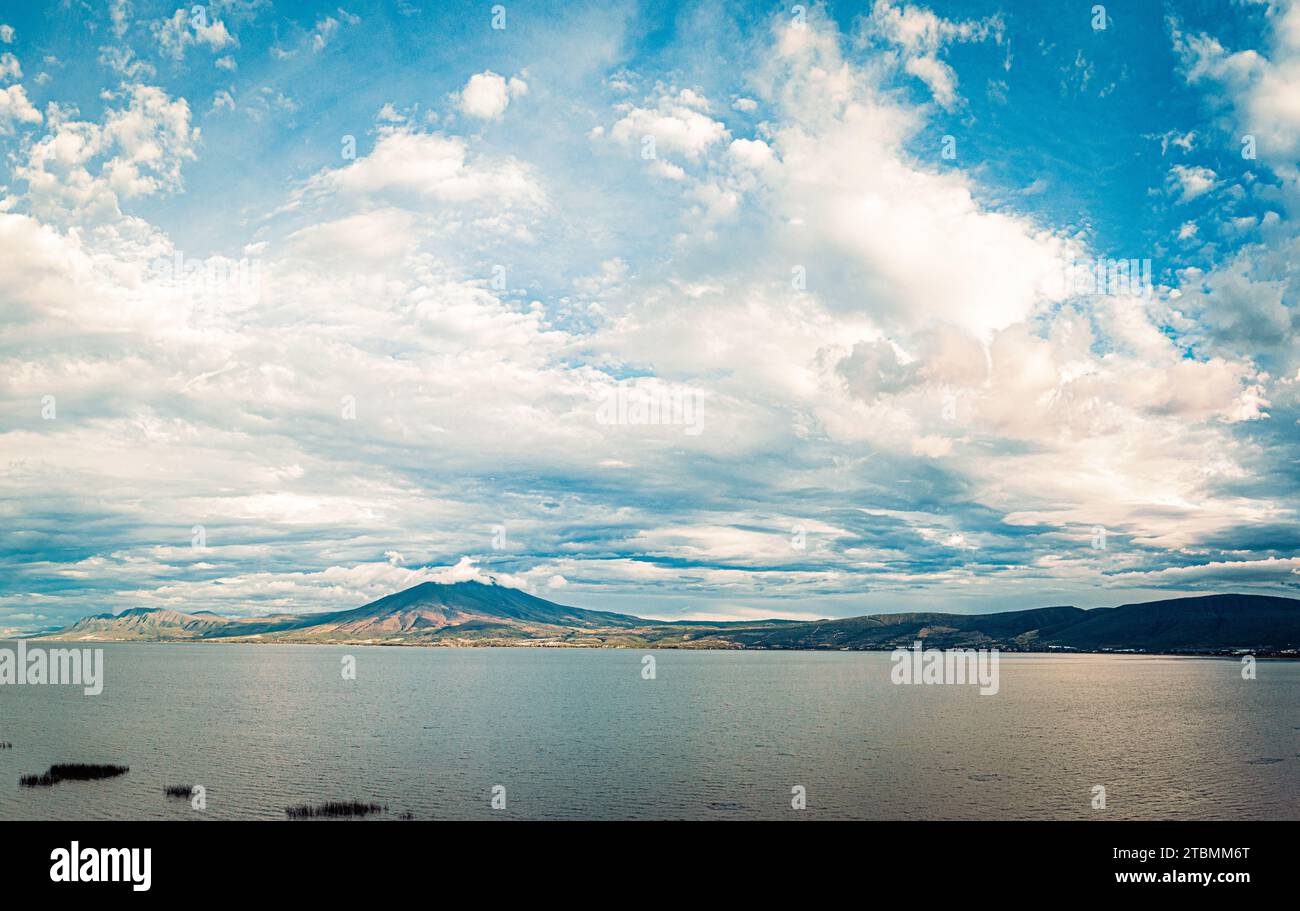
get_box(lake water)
[1,643,1296,820]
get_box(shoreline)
[17,636,1300,660]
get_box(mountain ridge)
[35,583,1300,654]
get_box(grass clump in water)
[285,800,386,819]
[20,763,129,787]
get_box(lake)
[1,643,1296,820]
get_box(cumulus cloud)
[456,70,528,120]
[1167,163,1218,202]
[1170,2,1300,377]
[0,83,40,130]
[14,84,199,223]
[1174,0,1300,176]
[605,88,730,161]
[1179,238,1300,354]
[727,137,776,170]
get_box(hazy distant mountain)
[53,607,242,640]
[39,582,1300,654]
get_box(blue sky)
[2,0,1299,630]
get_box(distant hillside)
[694,605,1089,650]
[38,583,1300,654]
[1036,594,1300,650]
[56,607,243,640]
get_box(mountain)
[295,581,647,634]
[45,581,664,646]
[38,583,1300,654]
[52,607,241,640]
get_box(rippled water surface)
[1,643,1296,820]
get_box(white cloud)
[864,0,1004,108]
[0,84,40,130]
[311,10,359,52]
[312,17,339,51]
[866,0,1003,52]
[1179,237,1300,352]
[282,207,419,264]
[1175,1,1300,176]
[727,137,776,170]
[154,8,237,59]
[1169,2,1300,379]
[456,70,528,120]
[0,51,21,81]
[1167,163,1218,202]
[303,127,544,208]
[606,88,729,161]
[109,1,129,39]
[758,34,1075,337]
[1154,129,1196,155]
[0,212,92,318]
[15,84,199,222]
[1105,557,1300,587]
[99,45,156,81]
[211,89,235,112]
[903,54,959,108]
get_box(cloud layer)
[0,1,1297,631]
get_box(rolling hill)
[37,582,1300,654]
